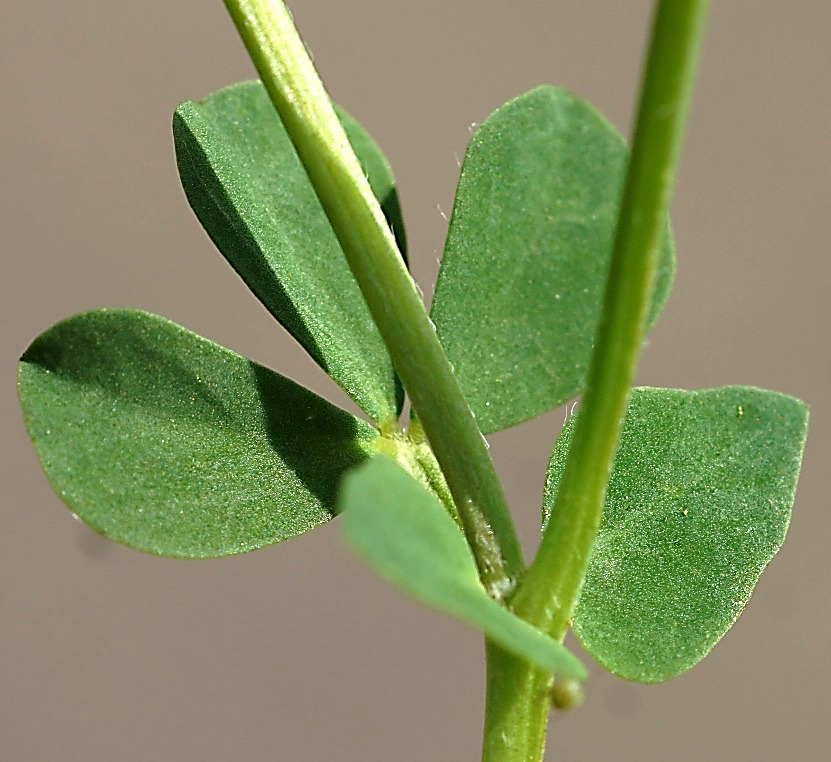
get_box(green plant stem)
[483,3,709,760]
[514,0,708,647]
[481,641,552,762]
[222,0,524,594]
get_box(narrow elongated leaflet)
[18,309,378,557]
[341,457,586,681]
[175,81,404,426]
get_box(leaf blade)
[174,80,404,425]
[431,86,675,433]
[545,386,808,682]
[341,456,586,680]
[18,309,378,557]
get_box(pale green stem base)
[482,642,553,762]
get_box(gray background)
[2,2,829,759]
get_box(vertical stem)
[482,642,552,762]
[511,0,709,642]
[222,0,524,593]
[486,3,709,760]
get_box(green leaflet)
[431,86,675,434]
[174,80,405,426]
[341,456,586,681]
[18,309,378,558]
[544,386,808,682]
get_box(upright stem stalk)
[221,0,524,593]
[485,2,709,759]
[513,0,709,651]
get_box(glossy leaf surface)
[341,456,586,680]
[544,386,808,682]
[19,309,378,557]
[431,86,675,433]
[174,81,404,425]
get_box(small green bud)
[550,677,585,711]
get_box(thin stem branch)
[511,0,710,640]
[483,3,709,760]
[222,0,524,593]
